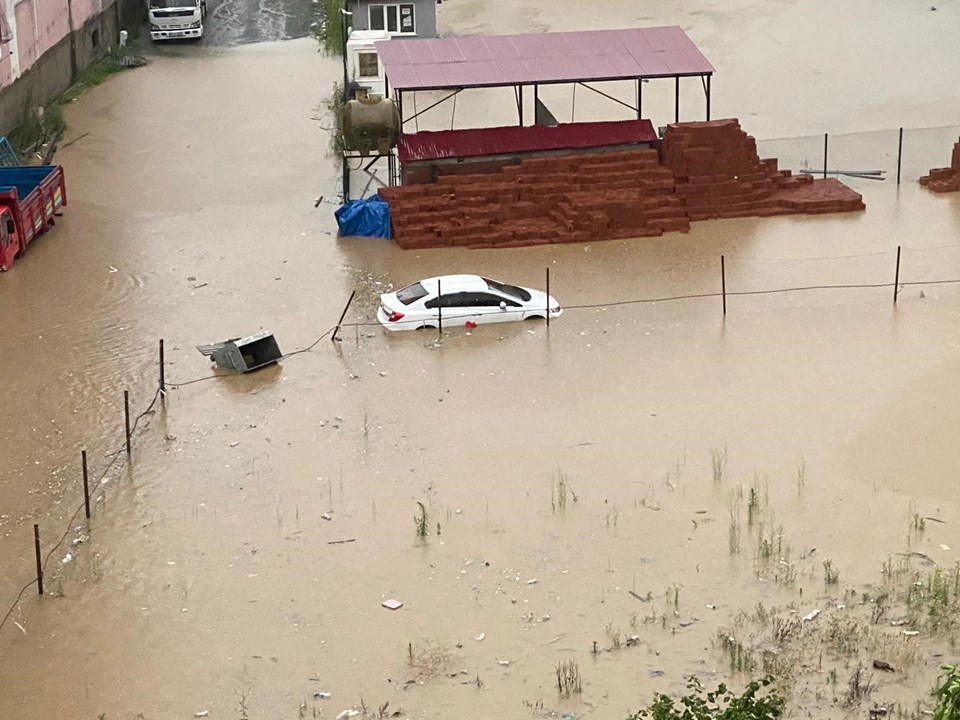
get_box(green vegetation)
[313,0,347,56]
[935,665,960,720]
[414,501,429,537]
[629,676,784,720]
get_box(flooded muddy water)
[1,2,960,718]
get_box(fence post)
[545,267,551,327]
[894,245,902,304]
[721,255,727,316]
[437,278,443,337]
[82,450,90,520]
[34,524,43,596]
[823,133,828,179]
[159,339,165,397]
[896,127,904,185]
[331,290,356,343]
[124,390,131,456]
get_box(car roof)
[418,274,488,293]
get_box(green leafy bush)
[629,676,785,720]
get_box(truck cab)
[149,0,207,41]
[0,208,17,272]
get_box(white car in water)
[377,275,562,331]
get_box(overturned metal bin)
[197,331,283,373]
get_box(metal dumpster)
[197,331,283,373]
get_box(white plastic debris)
[802,609,821,622]
[475,633,485,641]
[62,552,73,565]
[526,578,538,585]
[336,710,360,720]
[195,713,210,718]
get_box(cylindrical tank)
[342,94,400,157]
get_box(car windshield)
[150,0,197,8]
[396,282,429,305]
[484,278,531,302]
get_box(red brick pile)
[660,119,865,218]
[378,118,865,249]
[380,149,688,249]
[919,137,960,192]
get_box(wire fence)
[343,122,960,200]
[756,124,960,185]
[3,243,960,636]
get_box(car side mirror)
[499,301,507,310]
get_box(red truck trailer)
[0,165,67,272]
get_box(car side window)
[473,292,520,307]
[425,292,473,309]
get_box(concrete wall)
[0,0,143,136]
[348,0,437,39]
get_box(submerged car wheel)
[524,314,544,321]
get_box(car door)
[425,291,475,327]
[470,292,523,324]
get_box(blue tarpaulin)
[334,196,392,239]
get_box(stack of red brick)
[380,149,689,249]
[919,136,960,192]
[660,119,865,218]
[378,118,866,250]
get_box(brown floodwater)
[1,2,960,718]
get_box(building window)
[357,51,379,78]
[368,3,415,34]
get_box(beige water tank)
[342,94,401,156]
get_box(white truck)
[148,0,207,41]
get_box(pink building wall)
[70,0,102,31]
[14,0,38,73]
[33,0,71,59]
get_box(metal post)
[437,278,442,337]
[894,245,902,304]
[675,76,680,123]
[638,78,643,119]
[705,74,711,121]
[518,86,524,126]
[159,339,165,396]
[896,127,904,185]
[124,390,131,456]
[331,290,357,342]
[546,267,550,327]
[534,84,539,122]
[82,450,90,520]
[635,78,641,119]
[34,524,43,596]
[721,255,727,316]
[823,133,828,179]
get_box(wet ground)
[1,2,960,718]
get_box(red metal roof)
[376,27,714,92]
[397,119,658,163]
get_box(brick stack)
[379,119,866,250]
[919,136,960,192]
[381,149,689,249]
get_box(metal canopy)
[375,26,715,92]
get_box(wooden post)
[546,267,551,327]
[896,127,904,185]
[894,245,902,304]
[82,450,90,520]
[124,390,131,456]
[34,524,43,596]
[721,255,727,316]
[159,339,165,396]
[331,290,356,343]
